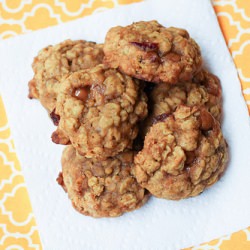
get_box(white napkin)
[1,0,250,249]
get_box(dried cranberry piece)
[57,172,64,186]
[57,172,67,192]
[130,42,158,51]
[50,109,60,126]
[152,113,170,124]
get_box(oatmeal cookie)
[104,20,202,84]
[52,64,148,158]
[142,70,222,135]
[134,105,228,200]
[59,146,149,218]
[28,39,104,112]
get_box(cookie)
[28,39,104,112]
[52,64,148,159]
[104,20,202,84]
[58,146,149,218]
[134,105,228,200]
[142,70,222,136]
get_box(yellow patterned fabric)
[213,0,250,113]
[0,0,249,249]
[0,95,41,249]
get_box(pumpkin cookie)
[142,70,222,136]
[104,20,202,84]
[52,64,148,159]
[58,146,149,218]
[28,39,104,112]
[134,105,228,200]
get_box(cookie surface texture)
[53,64,148,159]
[59,146,149,218]
[29,39,104,112]
[134,105,228,200]
[104,20,202,84]
[142,69,222,136]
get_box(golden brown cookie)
[134,105,228,200]
[142,70,222,136]
[104,20,202,84]
[52,64,148,159]
[59,146,149,218]
[28,39,104,112]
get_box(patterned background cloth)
[0,0,249,249]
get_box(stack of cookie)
[28,21,228,218]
